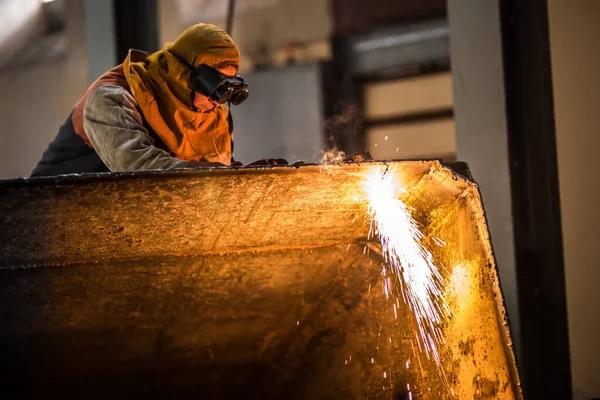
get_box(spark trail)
[364,166,450,365]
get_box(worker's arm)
[83,84,191,172]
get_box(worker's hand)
[186,160,226,168]
[245,158,289,167]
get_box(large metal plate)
[0,161,522,399]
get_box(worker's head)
[167,23,245,111]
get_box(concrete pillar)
[547,1,600,398]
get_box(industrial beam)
[113,0,159,62]
[499,1,572,398]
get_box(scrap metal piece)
[0,161,522,399]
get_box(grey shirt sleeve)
[83,84,189,172]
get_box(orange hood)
[123,23,240,164]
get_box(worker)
[31,23,248,177]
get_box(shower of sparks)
[364,167,451,365]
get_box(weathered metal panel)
[0,161,521,399]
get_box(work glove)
[245,158,289,167]
[186,160,249,168]
[186,160,226,168]
[344,152,373,162]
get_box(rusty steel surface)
[0,161,522,399]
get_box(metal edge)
[467,183,524,399]
[0,160,442,188]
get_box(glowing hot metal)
[364,166,451,365]
[0,161,523,398]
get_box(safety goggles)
[190,63,249,106]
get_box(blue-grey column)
[83,0,116,83]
